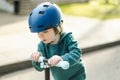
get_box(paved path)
[0,46,120,80]
[0,12,120,75]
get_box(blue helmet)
[28,2,63,33]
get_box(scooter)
[31,56,70,80]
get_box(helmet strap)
[50,26,61,44]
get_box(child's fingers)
[31,52,42,62]
[31,53,37,61]
[49,55,62,66]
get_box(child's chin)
[43,41,50,44]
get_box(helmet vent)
[29,26,31,29]
[30,12,33,16]
[38,25,44,28]
[39,11,45,14]
[43,5,49,7]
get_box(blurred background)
[0,0,120,80]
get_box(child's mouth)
[43,39,46,42]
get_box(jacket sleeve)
[61,33,82,66]
[32,42,45,71]
[32,61,44,71]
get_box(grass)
[59,2,120,20]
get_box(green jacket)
[32,32,86,80]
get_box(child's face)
[38,28,56,44]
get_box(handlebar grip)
[56,61,69,70]
[38,56,45,62]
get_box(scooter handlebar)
[38,56,69,70]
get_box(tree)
[105,0,109,4]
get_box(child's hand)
[31,52,42,62]
[49,55,63,66]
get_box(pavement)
[1,45,120,80]
[0,12,120,76]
